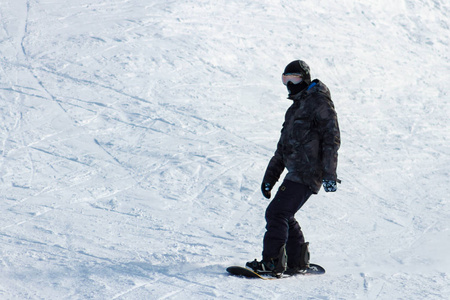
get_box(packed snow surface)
[1,0,449,299]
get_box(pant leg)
[286,218,305,266]
[262,180,312,260]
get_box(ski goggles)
[282,73,303,85]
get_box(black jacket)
[263,79,340,194]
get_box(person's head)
[282,60,311,96]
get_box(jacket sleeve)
[262,131,285,186]
[316,97,340,181]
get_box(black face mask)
[287,81,308,96]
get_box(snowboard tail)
[226,266,275,280]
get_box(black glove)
[261,182,272,199]
[322,180,337,192]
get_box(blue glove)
[322,180,337,192]
[261,182,272,199]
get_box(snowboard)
[226,264,325,280]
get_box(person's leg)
[262,180,312,260]
[286,218,305,263]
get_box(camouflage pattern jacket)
[263,79,340,194]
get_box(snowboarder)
[246,60,340,277]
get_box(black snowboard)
[227,264,325,280]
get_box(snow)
[0,0,449,299]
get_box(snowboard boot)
[246,245,287,277]
[286,242,310,274]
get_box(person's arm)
[261,129,285,198]
[316,97,340,183]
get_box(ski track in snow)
[1,0,449,299]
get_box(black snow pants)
[262,180,312,261]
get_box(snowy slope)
[1,0,449,299]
